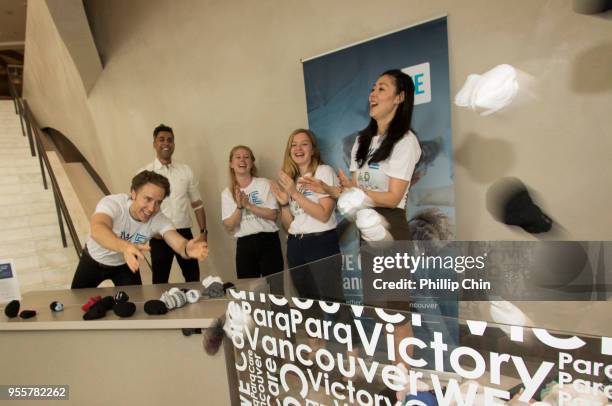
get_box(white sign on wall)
[402,62,432,105]
[0,260,21,303]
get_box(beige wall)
[23,0,612,281]
[45,0,103,93]
[23,0,109,185]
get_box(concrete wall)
[23,0,109,186]
[45,0,103,93]
[23,0,612,281]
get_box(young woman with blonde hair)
[221,145,283,279]
[271,129,340,271]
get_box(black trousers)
[286,229,343,302]
[150,228,200,284]
[287,229,359,342]
[236,231,284,279]
[373,207,411,240]
[71,248,142,289]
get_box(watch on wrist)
[200,228,208,236]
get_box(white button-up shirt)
[139,158,202,229]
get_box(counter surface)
[2,282,610,337]
[0,283,229,331]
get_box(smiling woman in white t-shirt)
[270,129,342,302]
[301,69,422,239]
[221,145,283,280]
[298,71,421,370]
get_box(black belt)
[288,229,335,240]
[237,231,278,240]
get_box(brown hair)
[131,170,171,197]
[228,145,258,203]
[281,129,322,180]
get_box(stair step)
[0,174,44,186]
[0,182,52,194]
[0,148,32,157]
[0,224,71,244]
[0,201,56,218]
[0,212,59,230]
[1,166,44,175]
[0,190,55,207]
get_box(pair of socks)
[83,295,135,320]
[3,300,36,319]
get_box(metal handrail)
[4,65,82,258]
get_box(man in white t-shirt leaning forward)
[139,124,207,284]
[70,171,208,289]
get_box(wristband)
[200,228,208,236]
[280,202,290,208]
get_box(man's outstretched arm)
[90,213,150,272]
[163,229,208,261]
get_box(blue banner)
[302,17,455,307]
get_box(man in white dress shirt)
[140,124,208,283]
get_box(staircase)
[0,100,79,293]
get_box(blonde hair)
[281,129,322,180]
[228,145,257,203]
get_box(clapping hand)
[298,176,328,194]
[277,171,298,196]
[338,168,353,189]
[238,190,250,209]
[270,180,289,206]
[234,185,244,209]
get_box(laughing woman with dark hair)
[299,70,422,371]
[301,69,421,239]
[348,69,421,237]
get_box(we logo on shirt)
[120,232,147,244]
[297,183,314,197]
[249,191,264,205]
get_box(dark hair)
[355,69,415,168]
[131,170,171,197]
[153,124,173,139]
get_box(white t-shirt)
[221,177,279,238]
[349,131,421,209]
[288,164,338,235]
[86,194,175,266]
